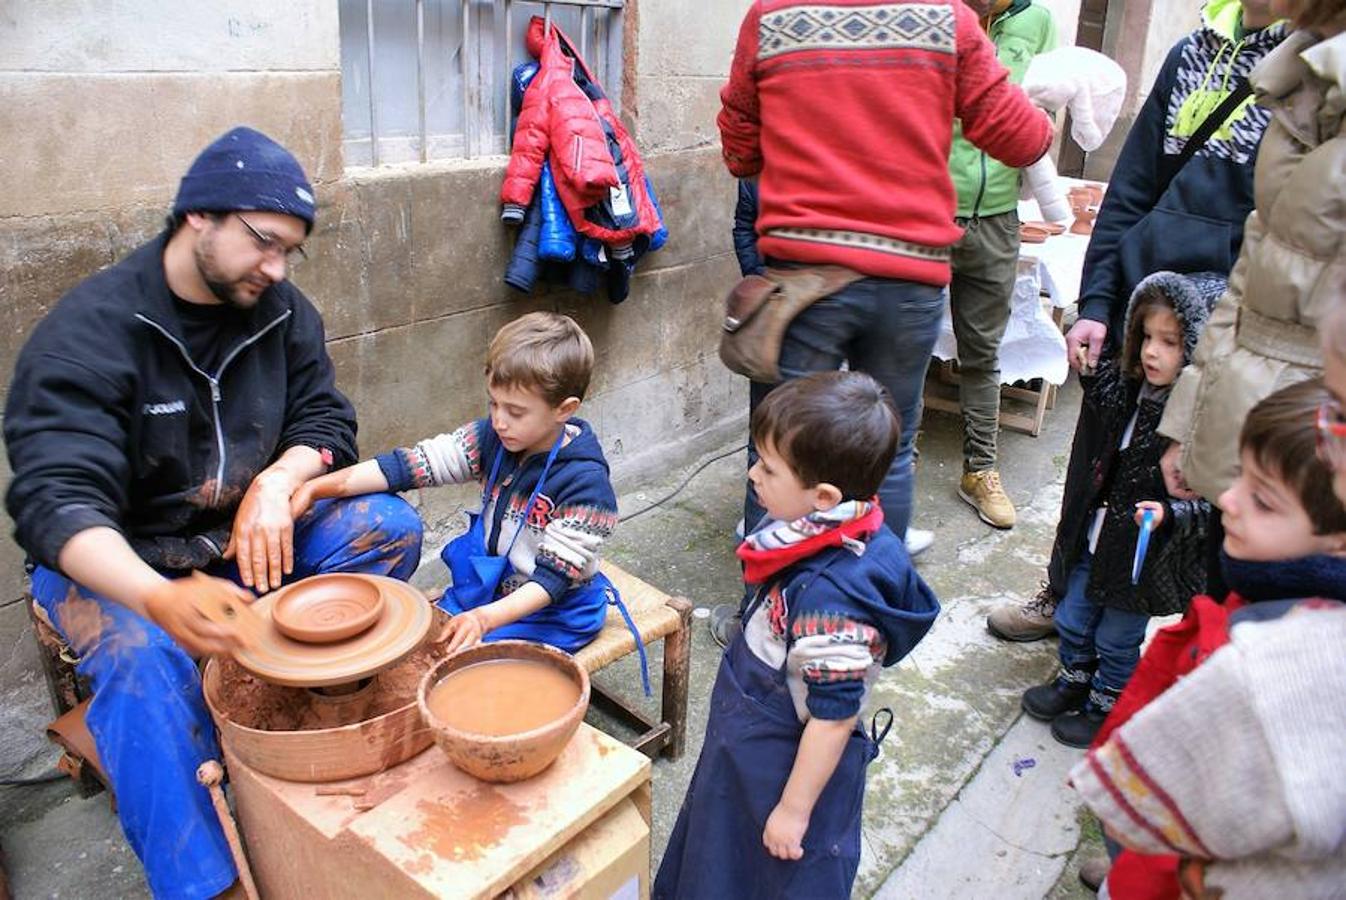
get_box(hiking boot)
[709,603,741,649]
[1052,686,1121,748]
[1078,855,1110,892]
[1022,665,1094,721]
[959,469,1017,529]
[905,527,935,558]
[987,583,1058,642]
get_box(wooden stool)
[574,562,693,761]
[26,596,109,797]
[27,596,84,718]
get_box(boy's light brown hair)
[750,370,900,502]
[1240,378,1346,534]
[486,312,594,406]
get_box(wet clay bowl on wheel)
[417,640,590,784]
[271,573,385,643]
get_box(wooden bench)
[575,562,693,761]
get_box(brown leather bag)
[718,265,864,383]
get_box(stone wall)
[0,0,751,705]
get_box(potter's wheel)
[233,576,433,688]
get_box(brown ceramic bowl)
[271,573,385,644]
[417,640,590,783]
[1021,220,1066,236]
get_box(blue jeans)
[31,495,423,899]
[743,275,946,539]
[1054,554,1151,692]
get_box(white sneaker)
[735,517,746,540]
[905,527,934,557]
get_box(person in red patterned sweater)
[719,0,1053,600]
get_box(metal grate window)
[340,0,625,167]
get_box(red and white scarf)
[736,499,883,585]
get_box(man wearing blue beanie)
[5,127,424,898]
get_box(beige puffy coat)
[1160,29,1346,501]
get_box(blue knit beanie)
[173,127,316,232]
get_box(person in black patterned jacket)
[1020,271,1224,748]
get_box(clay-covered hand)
[142,576,252,657]
[762,801,808,861]
[442,609,489,654]
[226,470,301,593]
[1066,318,1108,374]
[1160,442,1198,501]
[1133,500,1166,530]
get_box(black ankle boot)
[1022,665,1094,721]
[1052,685,1121,748]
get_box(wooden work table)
[227,723,652,898]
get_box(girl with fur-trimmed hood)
[1021,271,1225,748]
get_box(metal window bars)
[359,0,624,167]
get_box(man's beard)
[195,233,271,310]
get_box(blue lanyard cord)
[480,430,567,558]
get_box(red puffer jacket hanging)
[501,16,661,252]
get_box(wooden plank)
[347,725,649,898]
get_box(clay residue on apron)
[55,586,149,660]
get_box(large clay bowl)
[417,641,589,784]
[271,573,384,643]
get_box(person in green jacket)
[949,0,1056,531]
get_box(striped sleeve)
[1069,642,1291,860]
[790,611,886,721]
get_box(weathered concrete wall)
[0,0,748,711]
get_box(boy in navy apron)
[655,371,940,899]
[292,312,622,654]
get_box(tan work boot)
[987,582,1057,642]
[959,469,1017,528]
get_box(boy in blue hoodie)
[655,371,940,899]
[292,312,621,653]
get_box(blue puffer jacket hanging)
[538,163,577,262]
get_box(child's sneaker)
[905,527,935,557]
[1022,665,1094,720]
[1051,685,1120,748]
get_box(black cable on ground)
[0,596,27,611]
[619,445,748,524]
[0,771,66,787]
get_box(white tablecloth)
[931,181,1096,387]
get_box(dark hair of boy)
[485,311,595,405]
[751,370,901,501]
[1120,288,1177,381]
[1240,378,1346,535]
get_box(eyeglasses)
[1316,401,1346,470]
[235,214,308,267]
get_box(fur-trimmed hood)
[1122,270,1227,370]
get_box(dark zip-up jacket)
[4,230,357,572]
[1076,7,1286,338]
